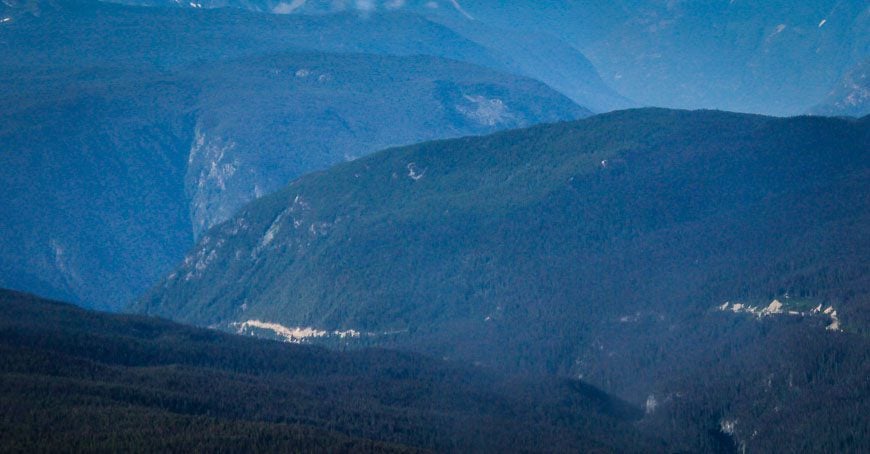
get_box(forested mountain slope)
[0,288,659,452]
[140,108,870,451]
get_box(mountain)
[0,288,661,452]
[184,52,586,236]
[423,10,635,113]
[0,0,588,310]
[810,58,870,117]
[139,109,870,451]
[101,0,633,112]
[451,0,870,116]
[109,0,869,115]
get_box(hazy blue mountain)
[0,0,497,70]
[100,0,633,112]
[0,288,661,452]
[0,66,196,309]
[139,109,870,451]
[2,1,868,450]
[453,0,870,116]
[105,0,869,115]
[811,58,870,117]
[424,10,635,113]
[0,0,588,310]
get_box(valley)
[0,0,588,309]
[1,1,868,451]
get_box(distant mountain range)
[99,0,635,113]
[139,108,870,451]
[133,0,870,115]
[7,0,869,114]
[457,0,870,116]
[0,288,662,452]
[2,1,868,450]
[0,0,588,309]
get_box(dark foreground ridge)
[0,288,660,452]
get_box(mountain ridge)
[137,108,870,451]
[0,287,660,452]
[96,0,634,112]
[99,0,870,115]
[0,0,589,309]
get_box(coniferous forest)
[1,1,868,452]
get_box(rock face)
[718,300,841,332]
[0,1,589,309]
[187,127,243,237]
[810,59,870,117]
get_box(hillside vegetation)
[0,289,659,452]
[140,108,870,451]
